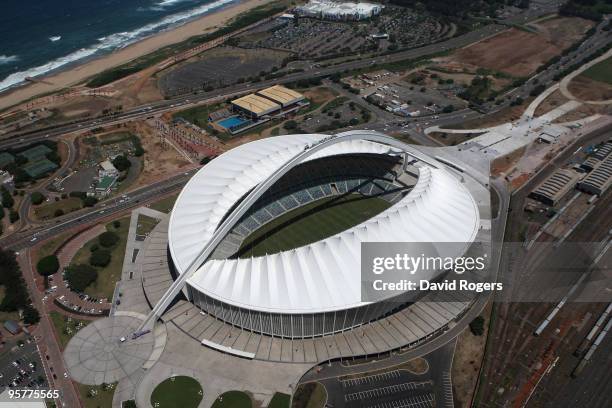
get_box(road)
[0,1,568,151]
[18,248,81,408]
[0,169,197,251]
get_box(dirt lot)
[568,75,612,102]
[126,121,192,189]
[452,303,492,408]
[452,17,594,77]
[534,89,570,117]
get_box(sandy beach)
[0,0,274,112]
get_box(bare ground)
[452,17,594,77]
[567,75,612,102]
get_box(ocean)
[0,0,239,92]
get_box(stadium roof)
[168,134,480,313]
[231,94,280,116]
[257,85,304,107]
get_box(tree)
[122,400,137,408]
[1,187,14,208]
[83,196,98,207]
[65,264,98,292]
[469,316,485,336]
[54,209,64,217]
[36,255,59,277]
[99,231,119,248]
[10,208,20,223]
[442,104,455,113]
[31,192,45,205]
[113,220,121,229]
[23,305,40,325]
[112,155,131,172]
[89,250,111,267]
[283,120,298,130]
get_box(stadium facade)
[166,133,481,338]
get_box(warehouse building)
[529,168,582,206]
[257,85,305,107]
[577,154,612,196]
[231,94,281,119]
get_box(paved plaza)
[64,315,155,385]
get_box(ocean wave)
[0,0,237,92]
[156,0,195,8]
[0,55,19,65]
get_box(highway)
[0,169,197,251]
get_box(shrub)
[54,209,64,217]
[36,255,59,277]
[65,264,98,292]
[1,187,14,208]
[9,210,19,223]
[31,192,45,205]
[469,316,485,336]
[113,220,121,229]
[83,196,98,207]
[90,250,111,267]
[99,231,119,248]
[112,155,131,172]
[283,120,298,130]
[90,244,99,253]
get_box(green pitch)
[236,193,391,258]
[150,376,203,408]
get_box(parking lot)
[0,338,48,391]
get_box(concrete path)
[559,48,612,105]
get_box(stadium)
[162,131,482,339]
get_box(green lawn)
[236,193,391,258]
[136,214,160,236]
[149,193,179,213]
[150,376,203,408]
[212,391,252,408]
[34,197,82,220]
[268,393,291,408]
[49,311,89,349]
[70,217,130,300]
[292,383,327,408]
[77,382,117,408]
[37,230,75,258]
[581,56,612,85]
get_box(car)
[119,336,126,343]
[63,372,68,378]
[30,237,37,242]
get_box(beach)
[0,0,274,112]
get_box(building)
[231,94,281,118]
[95,176,116,196]
[577,153,612,196]
[296,0,383,21]
[529,168,582,206]
[4,320,21,335]
[99,160,119,178]
[256,85,305,107]
[0,170,13,186]
[592,140,612,161]
[166,133,480,338]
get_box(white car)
[31,237,37,242]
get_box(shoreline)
[0,0,275,112]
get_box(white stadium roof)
[169,134,480,313]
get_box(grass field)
[292,383,327,408]
[49,311,89,349]
[34,197,82,220]
[150,376,203,408]
[149,193,179,213]
[70,217,130,300]
[136,214,159,236]
[77,382,117,408]
[212,391,252,408]
[236,194,390,258]
[581,56,612,85]
[268,393,291,408]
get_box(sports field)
[236,194,391,258]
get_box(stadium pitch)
[235,193,391,258]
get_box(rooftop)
[231,94,280,116]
